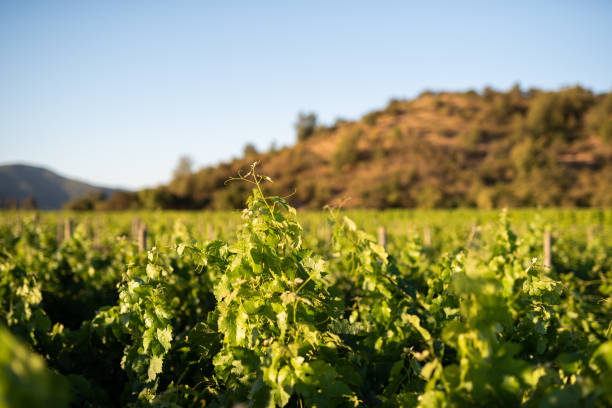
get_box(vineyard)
[1,169,611,408]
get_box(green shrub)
[461,127,485,146]
[527,93,564,134]
[491,94,513,121]
[360,175,407,208]
[63,191,106,211]
[384,99,404,115]
[211,182,249,210]
[600,118,612,143]
[527,87,593,139]
[362,110,381,126]
[295,112,317,142]
[243,143,258,157]
[138,187,173,210]
[332,130,361,170]
[99,191,141,210]
[391,127,403,142]
[483,86,497,101]
[587,93,612,143]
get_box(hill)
[82,85,612,210]
[0,164,120,209]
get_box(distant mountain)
[0,164,121,209]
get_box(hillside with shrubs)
[70,85,612,210]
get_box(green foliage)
[209,164,361,406]
[21,196,37,210]
[1,177,611,406]
[102,191,141,210]
[460,127,485,146]
[295,112,317,142]
[362,110,381,126]
[212,181,250,210]
[328,213,430,405]
[527,87,593,140]
[333,129,362,170]
[0,256,51,345]
[600,118,612,142]
[243,143,259,157]
[64,191,107,211]
[418,213,606,407]
[384,99,404,116]
[116,253,174,402]
[296,180,331,209]
[587,93,612,143]
[172,156,193,179]
[138,188,173,211]
[527,93,564,134]
[0,325,70,408]
[493,95,511,117]
[360,175,407,208]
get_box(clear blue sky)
[1,1,611,189]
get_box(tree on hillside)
[333,129,362,170]
[3,198,18,210]
[101,191,141,210]
[21,196,37,210]
[63,192,106,211]
[527,87,593,140]
[587,93,612,143]
[173,155,193,179]
[243,143,258,157]
[295,112,317,142]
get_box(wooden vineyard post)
[57,219,63,243]
[198,219,204,237]
[85,217,92,238]
[587,225,594,245]
[467,224,479,247]
[138,224,148,251]
[93,229,101,250]
[131,218,140,239]
[207,223,214,241]
[378,226,387,249]
[318,221,330,243]
[423,226,432,248]
[93,216,101,250]
[15,216,22,236]
[64,218,73,241]
[543,230,552,268]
